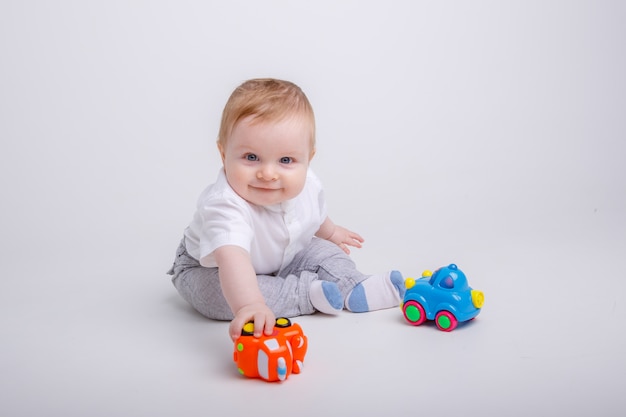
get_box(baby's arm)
[315,217,364,254]
[211,245,276,342]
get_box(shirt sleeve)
[193,195,254,266]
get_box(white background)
[1,1,625,416]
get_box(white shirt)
[184,168,327,275]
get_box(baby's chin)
[245,186,305,206]
[243,190,286,207]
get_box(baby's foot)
[309,280,343,314]
[345,270,405,313]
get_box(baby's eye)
[280,157,293,164]
[245,154,259,161]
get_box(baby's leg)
[308,279,344,314]
[173,266,322,319]
[282,238,404,313]
[169,239,233,320]
[345,270,405,312]
[171,265,234,320]
[256,271,322,317]
[281,237,367,297]
[169,239,318,319]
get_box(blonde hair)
[217,78,316,150]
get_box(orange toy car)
[233,317,308,382]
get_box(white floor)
[2,228,625,417]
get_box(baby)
[168,78,404,341]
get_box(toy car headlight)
[404,277,416,290]
[471,290,484,309]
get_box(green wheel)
[435,311,458,332]
[403,301,427,326]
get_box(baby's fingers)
[229,319,246,342]
[344,234,363,249]
[350,232,365,244]
[338,243,351,254]
[252,312,275,338]
[347,238,363,248]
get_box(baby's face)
[219,114,314,207]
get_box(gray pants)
[167,237,368,320]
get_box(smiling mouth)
[251,185,280,191]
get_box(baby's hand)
[229,303,276,342]
[329,225,364,254]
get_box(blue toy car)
[401,264,484,331]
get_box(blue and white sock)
[345,270,405,313]
[309,280,343,314]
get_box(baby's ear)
[309,147,316,161]
[217,142,226,163]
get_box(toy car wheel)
[293,359,303,374]
[435,311,458,332]
[403,300,427,326]
[275,317,292,328]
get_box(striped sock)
[345,270,405,312]
[309,280,343,314]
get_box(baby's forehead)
[243,111,312,129]
[233,113,314,144]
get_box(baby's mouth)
[251,185,280,191]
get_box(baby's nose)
[257,165,278,181]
